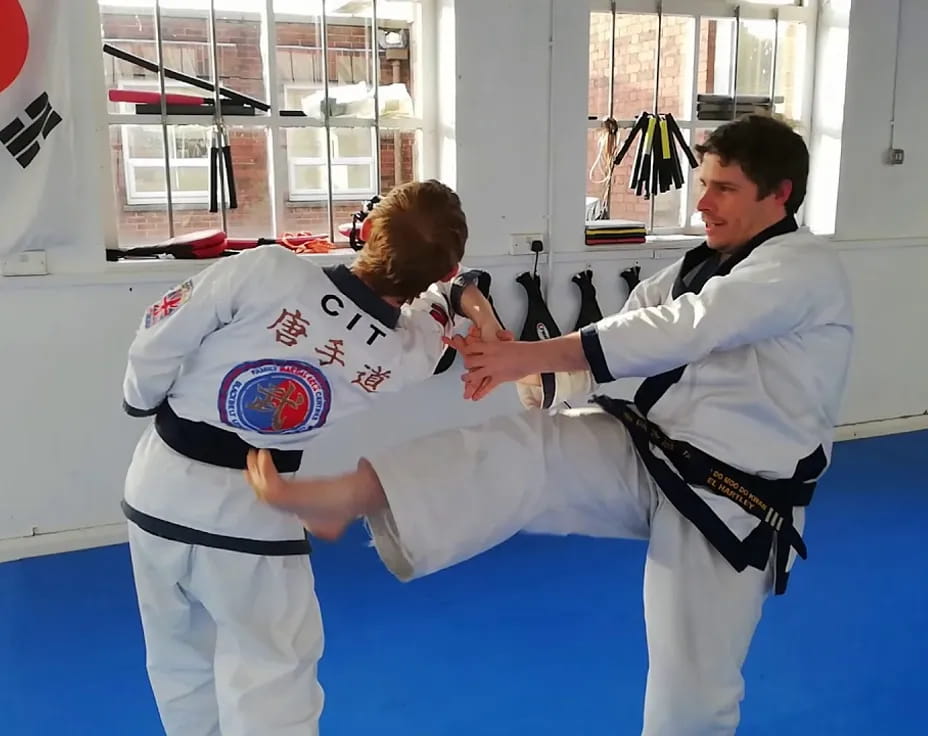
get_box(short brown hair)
[694,113,809,215]
[353,179,468,302]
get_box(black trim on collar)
[638,214,798,415]
[323,264,400,329]
[672,215,798,299]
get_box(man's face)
[695,153,791,253]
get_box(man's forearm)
[516,333,588,376]
[458,283,500,330]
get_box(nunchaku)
[103,44,244,216]
[614,111,698,200]
[209,123,237,213]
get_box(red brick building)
[100,7,806,246]
[101,8,416,246]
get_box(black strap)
[634,216,799,417]
[596,396,822,595]
[123,501,311,557]
[153,400,303,473]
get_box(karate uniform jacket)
[122,244,483,542]
[523,218,854,583]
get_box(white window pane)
[294,165,326,192]
[736,20,778,98]
[333,128,372,158]
[133,166,167,194]
[127,126,164,158]
[774,21,808,122]
[172,128,210,159]
[173,166,209,192]
[331,164,372,192]
[288,128,326,158]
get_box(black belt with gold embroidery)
[594,396,817,594]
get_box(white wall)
[2,0,928,557]
[835,0,928,241]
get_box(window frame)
[100,0,433,244]
[282,82,378,203]
[114,79,212,207]
[587,0,818,235]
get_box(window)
[284,84,376,201]
[117,82,212,206]
[99,0,428,247]
[587,0,815,235]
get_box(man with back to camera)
[119,180,503,736]
[244,114,855,735]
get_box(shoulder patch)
[218,359,331,434]
[145,279,193,328]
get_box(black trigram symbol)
[0,92,63,168]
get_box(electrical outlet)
[0,250,47,276]
[886,148,905,165]
[509,233,545,256]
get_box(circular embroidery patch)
[218,359,331,434]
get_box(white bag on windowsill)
[299,82,414,121]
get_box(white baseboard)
[834,413,928,441]
[1,415,925,564]
[0,522,127,564]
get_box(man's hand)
[245,447,288,508]
[456,335,537,401]
[443,324,513,399]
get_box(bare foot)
[298,514,352,542]
[246,450,385,541]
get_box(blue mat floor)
[1,430,926,735]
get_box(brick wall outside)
[103,12,414,247]
[587,13,803,229]
[103,11,807,245]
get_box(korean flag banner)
[0,0,104,260]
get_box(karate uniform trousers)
[365,405,782,736]
[125,424,324,736]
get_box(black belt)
[123,501,310,556]
[595,396,816,595]
[154,400,303,474]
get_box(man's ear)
[775,179,793,207]
[359,216,373,242]
[439,264,460,282]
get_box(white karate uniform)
[364,222,854,735]
[122,244,480,736]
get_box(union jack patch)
[145,279,194,328]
